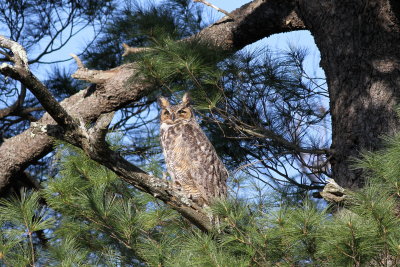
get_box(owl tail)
[175,181,208,207]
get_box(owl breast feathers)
[159,93,228,205]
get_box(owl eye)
[177,110,186,114]
[163,110,170,115]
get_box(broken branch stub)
[320,179,349,203]
[70,53,118,84]
[122,44,151,57]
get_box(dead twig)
[193,0,234,19]
[122,43,151,57]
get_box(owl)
[159,93,228,206]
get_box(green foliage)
[84,0,204,70]
[0,144,182,265]
[0,189,54,266]
[355,133,400,196]
[4,134,400,265]
[136,37,226,103]
[318,212,381,266]
[2,0,400,266]
[131,30,330,188]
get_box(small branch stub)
[122,43,150,57]
[320,179,347,203]
[70,53,116,84]
[0,36,76,127]
[70,53,85,69]
[88,111,115,146]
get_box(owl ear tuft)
[182,92,190,107]
[158,96,170,108]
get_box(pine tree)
[3,135,400,265]
[1,1,400,266]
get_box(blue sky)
[31,0,324,82]
[212,1,325,81]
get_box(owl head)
[159,93,194,125]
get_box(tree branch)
[192,0,304,50]
[0,36,76,128]
[0,0,306,230]
[31,113,213,231]
[70,53,119,83]
[193,0,234,19]
[123,0,304,54]
[0,84,26,119]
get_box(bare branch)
[124,0,305,55]
[193,0,234,19]
[0,36,75,127]
[0,35,28,70]
[70,53,84,68]
[88,111,115,143]
[70,53,119,83]
[0,84,26,119]
[192,0,304,50]
[122,43,151,57]
[31,117,213,231]
[213,108,329,155]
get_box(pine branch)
[31,112,213,232]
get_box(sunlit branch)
[193,0,234,19]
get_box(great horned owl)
[159,93,228,205]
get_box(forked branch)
[0,36,213,231]
[0,35,75,128]
[70,54,118,83]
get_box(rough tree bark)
[297,0,400,188]
[0,0,399,230]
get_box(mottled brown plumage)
[159,93,228,205]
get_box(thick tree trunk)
[298,0,400,188]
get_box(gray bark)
[297,0,400,188]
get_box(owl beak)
[171,113,175,121]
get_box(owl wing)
[180,123,228,202]
[160,122,228,204]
